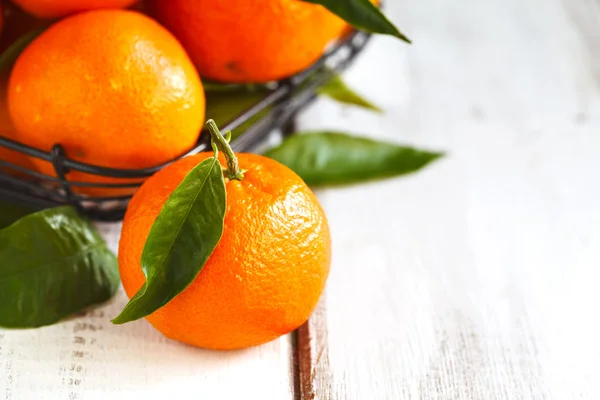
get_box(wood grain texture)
[296,0,600,398]
[295,295,333,400]
[3,0,600,398]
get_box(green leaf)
[112,156,227,324]
[318,74,383,113]
[0,206,119,328]
[0,201,38,229]
[302,0,410,43]
[264,132,443,186]
[205,89,271,140]
[0,28,46,72]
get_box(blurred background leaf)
[265,132,443,186]
[318,74,383,113]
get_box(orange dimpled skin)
[146,0,350,83]
[119,153,331,350]
[7,10,205,196]
[11,0,139,19]
[0,71,35,175]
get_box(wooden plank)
[294,0,600,398]
[0,222,296,400]
[295,295,333,400]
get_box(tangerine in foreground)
[118,150,331,350]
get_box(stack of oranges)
[0,0,361,350]
[0,0,359,195]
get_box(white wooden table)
[2,0,600,398]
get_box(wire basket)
[0,29,372,221]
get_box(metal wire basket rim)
[0,30,370,179]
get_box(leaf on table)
[0,28,46,72]
[317,74,383,113]
[0,206,119,328]
[112,156,227,324]
[264,132,443,186]
[302,0,410,43]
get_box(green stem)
[206,119,244,181]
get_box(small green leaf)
[264,132,443,186]
[0,28,46,72]
[112,156,227,324]
[0,206,119,328]
[205,89,271,139]
[318,74,383,113]
[302,0,410,43]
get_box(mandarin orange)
[0,71,35,176]
[118,152,331,350]
[146,0,353,83]
[11,0,138,19]
[7,10,205,196]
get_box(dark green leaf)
[205,89,271,140]
[302,0,410,43]
[112,156,227,324]
[318,74,383,113]
[0,201,38,229]
[0,28,46,72]
[0,206,119,328]
[264,132,443,186]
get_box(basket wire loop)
[50,144,82,213]
[0,29,373,221]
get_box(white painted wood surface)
[298,0,600,398]
[0,222,295,400]
[3,0,600,398]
